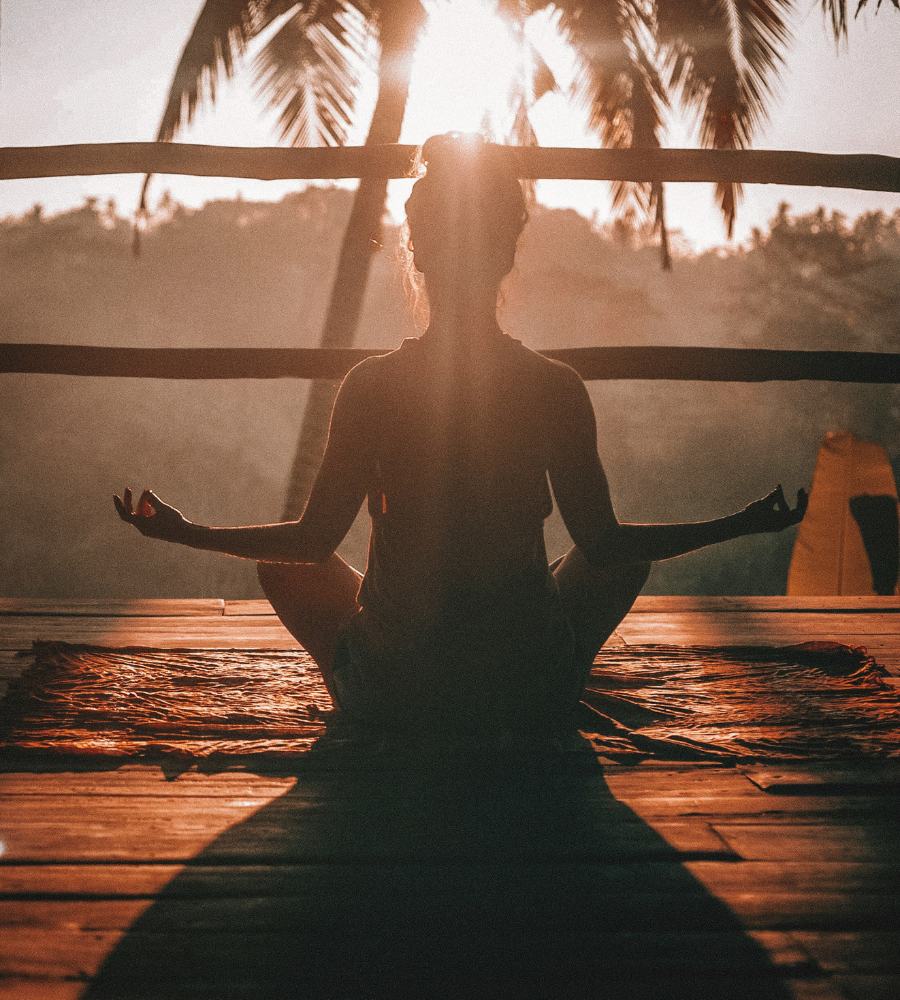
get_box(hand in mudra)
[114,487,188,542]
[739,485,808,534]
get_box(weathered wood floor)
[2,596,900,999]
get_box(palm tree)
[141,0,427,517]
[148,0,895,518]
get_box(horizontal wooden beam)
[1,143,899,191]
[3,343,899,383]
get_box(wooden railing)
[2,143,899,191]
[3,142,899,383]
[0,142,900,192]
[2,344,899,383]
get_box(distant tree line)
[2,189,899,597]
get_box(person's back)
[356,330,573,634]
[334,328,585,734]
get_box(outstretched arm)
[547,366,807,570]
[584,485,807,569]
[114,363,373,564]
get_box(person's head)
[404,133,527,318]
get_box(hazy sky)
[1,0,898,249]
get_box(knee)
[618,561,650,604]
[629,560,652,588]
[256,560,292,596]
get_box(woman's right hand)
[114,487,189,543]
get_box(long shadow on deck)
[83,751,804,999]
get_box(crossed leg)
[257,555,362,704]
[258,549,650,708]
[551,547,650,671]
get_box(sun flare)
[402,0,527,143]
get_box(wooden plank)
[0,865,186,899]
[605,769,763,796]
[3,142,899,191]
[224,599,275,616]
[0,599,224,617]
[6,343,900,384]
[0,793,733,862]
[0,928,817,981]
[0,981,85,1000]
[606,794,900,820]
[685,861,900,894]
[5,597,898,619]
[11,614,899,651]
[709,894,900,930]
[4,890,899,932]
[7,860,899,900]
[831,974,900,1000]
[744,767,900,794]
[0,795,274,863]
[0,928,123,979]
[790,932,900,973]
[0,862,729,900]
[711,825,900,863]
[629,597,900,613]
[0,769,296,798]
[789,982,860,1000]
[0,614,298,650]
[2,764,750,803]
[617,612,900,637]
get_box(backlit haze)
[1,0,899,249]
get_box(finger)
[773,484,788,512]
[137,490,155,517]
[123,487,134,516]
[113,494,130,521]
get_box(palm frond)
[657,0,791,237]
[487,6,556,202]
[822,0,899,40]
[253,3,367,146]
[506,79,541,203]
[531,43,558,100]
[155,0,299,143]
[821,0,850,36]
[138,0,297,220]
[553,0,670,262]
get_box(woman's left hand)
[114,487,189,543]
[738,485,809,535]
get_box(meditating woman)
[115,133,806,741]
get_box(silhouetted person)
[115,133,807,741]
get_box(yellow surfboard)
[787,431,900,596]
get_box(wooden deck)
[2,597,900,999]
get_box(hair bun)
[420,132,489,175]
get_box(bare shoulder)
[338,346,403,394]
[509,339,586,397]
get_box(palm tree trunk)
[281,4,425,520]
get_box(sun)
[401,0,525,143]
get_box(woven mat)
[1,640,898,761]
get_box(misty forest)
[3,188,900,599]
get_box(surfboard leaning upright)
[788,430,900,596]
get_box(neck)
[424,277,503,342]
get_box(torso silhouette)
[330,329,584,729]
